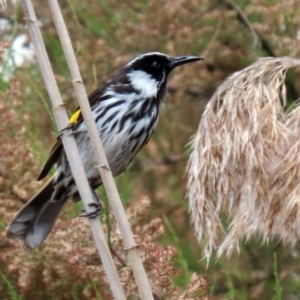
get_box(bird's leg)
[79,188,102,219]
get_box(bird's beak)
[168,56,204,70]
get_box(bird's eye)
[152,61,160,68]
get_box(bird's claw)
[79,201,102,218]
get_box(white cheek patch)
[127,70,159,98]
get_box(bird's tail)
[6,178,68,250]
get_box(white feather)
[127,70,159,98]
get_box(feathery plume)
[187,57,300,261]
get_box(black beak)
[168,56,203,70]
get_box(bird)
[6,52,202,250]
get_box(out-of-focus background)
[1,0,300,299]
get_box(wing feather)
[37,108,84,181]
[37,139,63,181]
[37,78,118,181]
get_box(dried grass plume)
[187,57,300,261]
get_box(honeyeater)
[6,52,202,250]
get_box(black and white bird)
[6,52,202,250]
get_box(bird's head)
[122,52,203,99]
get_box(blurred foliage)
[0,0,300,299]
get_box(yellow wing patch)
[69,109,81,124]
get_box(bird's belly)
[75,128,144,181]
[72,103,158,186]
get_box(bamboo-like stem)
[0,0,6,10]
[46,1,154,299]
[20,1,126,299]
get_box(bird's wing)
[36,84,108,181]
[37,138,63,181]
[37,108,83,181]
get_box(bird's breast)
[74,96,160,177]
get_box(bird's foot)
[79,201,102,219]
